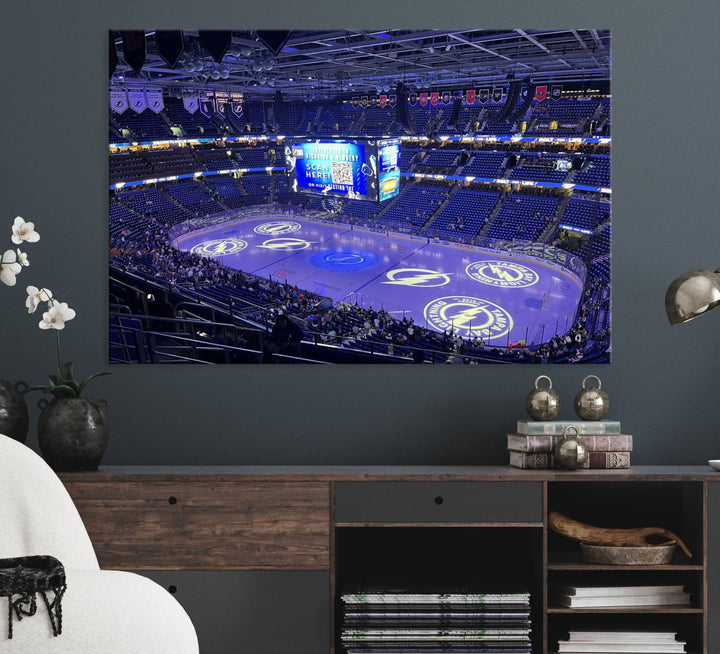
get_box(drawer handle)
[434,496,444,505]
[168,496,178,505]
[168,585,177,594]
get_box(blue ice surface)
[174,215,583,346]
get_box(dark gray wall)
[1,1,719,465]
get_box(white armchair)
[0,434,199,653]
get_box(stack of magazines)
[340,586,532,653]
[556,630,686,653]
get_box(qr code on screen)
[331,161,353,186]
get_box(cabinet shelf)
[547,551,703,571]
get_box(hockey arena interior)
[109,30,611,364]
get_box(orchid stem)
[56,330,62,370]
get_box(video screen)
[378,138,401,202]
[285,138,384,201]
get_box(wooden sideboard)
[60,466,720,654]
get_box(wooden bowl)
[580,542,677,565]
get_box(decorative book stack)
[556,630,687,653]
[340,587,532,654]
[507,420,632,470]
[551,584,691,609]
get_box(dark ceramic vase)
[0,380,29,443]
[37,397,109,471]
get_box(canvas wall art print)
[109,29,611,364]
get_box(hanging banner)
[478,88,489,104]
[128,88,147,113]
[146,87,164,113]
[551,85,563,101]
[199,96,213,117]
[379,94,387,108]
[389,94,397,107]
[351,96,359,109]
[441,91,451,105]
[360,96,368,108]
[370,96,377,107]
[231,99,243,119]
[492,88,503,103]
[409,92,418,106]
[109,89,128,114]
[183,95,199,114]
[214,91,229,115]
[419,92,429,107]
[430,92,439,106]
[535,85,548,102]
[466,89,476,104]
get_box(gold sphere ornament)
[574,375,609,421]
[525,375,561,421]
[554,426,589,470]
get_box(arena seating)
[509,154,570,183]
[461,151,507,178]
[573,154,610,187]
[163,98,222,137]
[112,109,172,141]
[561,198,611,231]
[379,184,449,229]
[485,194,559,241]
[430,190,499,240]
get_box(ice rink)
[173,215,584,345]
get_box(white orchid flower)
[16,249,29,266]
[0,249,22,286]
[26,285,53,313]
[11,216,40,245]
[39,301,76,330]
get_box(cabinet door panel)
[138,570,330,654]
[65,481,330,569]
[334,481,542,524]
[708,483,720,653]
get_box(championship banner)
[370,96,377,107]
[199,97,213,118]
[551,85,563,101]
[492,88,503,103]
[109,89,128,114]
[535,85,548,102]
[466,89,476,104]
[214,92,229,115]
[430,92,439,106]
[183,95,199,114]
[379,94,387,108]
[478,88,489,104]
[419,92,429,107]
[351,96,359,108]
[146,87,164,113]
[231,99,243,119]
[441,91,451,105]
[360,96,368,108]
[409,92,418,106]
[128,88,147,114]
[389,94,397,107]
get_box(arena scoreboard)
[285,137,401,203]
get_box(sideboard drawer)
[65,481,331,569]
[334,481,542,524]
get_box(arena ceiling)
[111,29,611,99]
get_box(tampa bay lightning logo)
[466,260,539,288]
[190,238,247,257]
[308,248,380,272]
[382,268,452,288]
[257,238,313,251]
[424,296,513,339]
[253,221,302,236]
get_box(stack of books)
[557,630,687,653]
[551,584,691,609]
[507,420,632,469]
[340,586,532,653]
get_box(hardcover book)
[507,433,632,453]
[516,420,621,435]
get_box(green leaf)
[48,375,58,387]
[58,361,74,383]
[48,384,78,399]
[77,371,110,396]
[25,384,51,394]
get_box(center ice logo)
[382,268,452,287]
[465,260,539,288]
[424,296,513,339]
[190,238,247,257]
[308,248,380,272]
[253,221,302,236]
[258,237,313,251]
